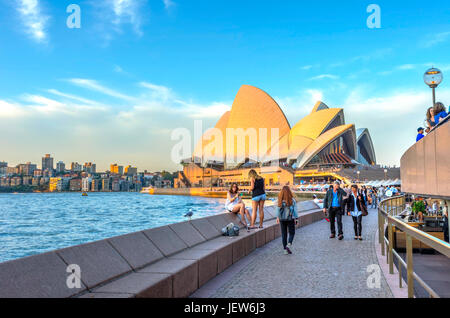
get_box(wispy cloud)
[163,0,175,10]
[15,0,49,43]
[309,74,339,81]
[423,31,450,48]
[67,78,135,101]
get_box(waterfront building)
[110,164,124,175]
[178,85,378,188]
[111,179,121,192]
[71,162,82,172]
[11,177,22,187]
[32,177,41,186]
[49,177,69,192]
[83,162,96,174]
[22,176,32,186]
[69,178,82,192]
[81,177,92,192]
[56,161,66,173]
[0,177,10,187]
[42,154,54,171]
[33,169,42,177]
[17,162,37,176]
[124,165,137,176]
[91,179,100,192]
[101,178,110,192]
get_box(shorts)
[252,194,267,202]
[226,202,238,212]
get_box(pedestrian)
[346,185,367,241]
[323,180,347,240]
[248,169,266,229]
[416,127,425,142]
[276,186,299,255]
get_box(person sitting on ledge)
[416,127,425,142]
[433,102,448,125]
[225,183,251,229]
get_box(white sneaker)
[284,249,289,255]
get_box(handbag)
[359,199,368,216]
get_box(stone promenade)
[192,207,393,298]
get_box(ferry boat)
[140,187,154,194]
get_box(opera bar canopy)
[184,85,376,172]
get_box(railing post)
[399,261,403,288]
[379,210,385,256]
[406,233,414,298]
[388,221,394,274]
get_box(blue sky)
[0,0,449,171]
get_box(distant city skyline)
[1,1,449,170]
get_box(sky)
[0,0,449,172]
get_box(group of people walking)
[323,181,368,241]
[226,171,370,255]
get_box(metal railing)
[378,195,450,298]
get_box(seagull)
[184,209,194,220]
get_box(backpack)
[279,202,295,221]
[221,223,240,237]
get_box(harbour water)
[0,193,226,263]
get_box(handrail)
[378,195,450,298]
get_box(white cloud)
[163,0,175,10]
[309,74,339,81]
[15,0,49,43]
[423,31,450,48]
[67,78,135,101]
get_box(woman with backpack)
[276,186,299,255]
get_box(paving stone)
[57,240,132,290]
[190,218,222,240]
[108,232,164,270]
[94,272,172,298]
[143,226,188,257]
[0,251,86,298]
[208,208,394,298]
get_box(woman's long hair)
[426,107,433,120]
[229,183,239,194]
[278,186,293,208]
[248,169,261,180]
[434,102,446,114]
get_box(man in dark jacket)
[323,180,347,240]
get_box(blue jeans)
[252,194,266,202]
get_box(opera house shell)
[189,85,376,171]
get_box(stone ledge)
[1,202,323,298]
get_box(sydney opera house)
[176,85,377,188]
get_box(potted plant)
[412,200,426,222]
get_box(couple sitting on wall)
[225,169,266,230]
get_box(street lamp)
[384,169,388,180]
[424,68,443,107]
[357,171,360,182]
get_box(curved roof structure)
[191,85,375,170]
[193,85,290,165]
[356,128,377,165]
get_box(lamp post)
[357,171,360,183]
[384,169,388,181]
[424,68,443,107]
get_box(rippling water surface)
[0,193,226,263]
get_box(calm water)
[0,193,226,263]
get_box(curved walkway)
[192,207,393,298]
